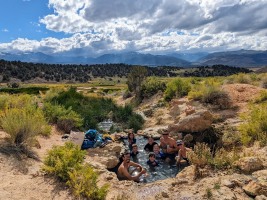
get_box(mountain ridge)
[0,50,266,67]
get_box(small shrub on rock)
[67,164,108,200]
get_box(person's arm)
[167,140,178,154]
[176,149,182,164]
[130,162,146,178]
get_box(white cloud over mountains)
[1,0,267,56]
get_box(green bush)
[67,164,108,200]
[164,78,191,101]
[46,87,144,130]
[0,87,49,95]
[0,105,51,145]
[239,104,267,146]
[43,102,83,133]
[42,142,86,181]
[127,114,144,132]
[141,77,166,98]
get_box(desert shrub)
[202,89,232,109]
[233,73,251,84]
[254,91,267,103]
[42,142,86,181]
[7,82,20,88]
[239,103,267,146]
[0,94,10,111]
[187,143,212,167]
[260,77,267,89]
[122,90,132,99]
[0,87,49,95]
[0,106,51,145]
[212,148,240,169]
[141,77,166,98]
[127,114,144,132]
[164,78,191,101]
[188,143,240,169]
[43,102,83,133]
[67,164,108,200]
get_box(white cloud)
[1,0,267,55]
[2,29,9,32]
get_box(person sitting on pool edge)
[144,136,158,152]
[147,152,159,167]
[175,140,191,166]
[159,129,178,163]
[117,151,147,182]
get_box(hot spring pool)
[123,136,184,183]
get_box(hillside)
[197,50,267,67]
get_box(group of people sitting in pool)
[116,129,191,182]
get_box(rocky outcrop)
[234,157,264,174]
[168,110,213,133]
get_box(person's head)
[132,144,138,152]
[153,144,160,153]
[176,140,184,149]
[128,132,135,140]
[148,136,154,144]
[122,151,131,163]
[149,153,156,162]
[161,129,169,138]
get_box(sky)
[0,0,267,57]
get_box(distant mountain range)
[0,50,266,67]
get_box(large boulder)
[234,157,264,174]
[168,110,213,133]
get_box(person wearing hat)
[159,129,178,162]
[176,140,191,166]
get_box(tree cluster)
[183,65,252,77]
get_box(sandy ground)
[0,128,73,200]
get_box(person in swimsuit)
[127,130,136,151]
[159,129,178,162]
[153,144,165,159]
[144,136,158,152]
[117,151,146,182]
[176,140,191,166]
[147,152,159,167]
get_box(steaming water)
[124,136,182,183]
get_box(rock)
[255,195,267,200]
[168,110,213,133]
[170,98,187,106]
[234,157,263,174]
[169,104,180,118]
[252,170,267,196]
[176,165,196,182]
[243,181,262,197]
[161,191,169,198]
[222,179,235,188]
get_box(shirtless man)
[117,152,146,182]
[159,129,178,161]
